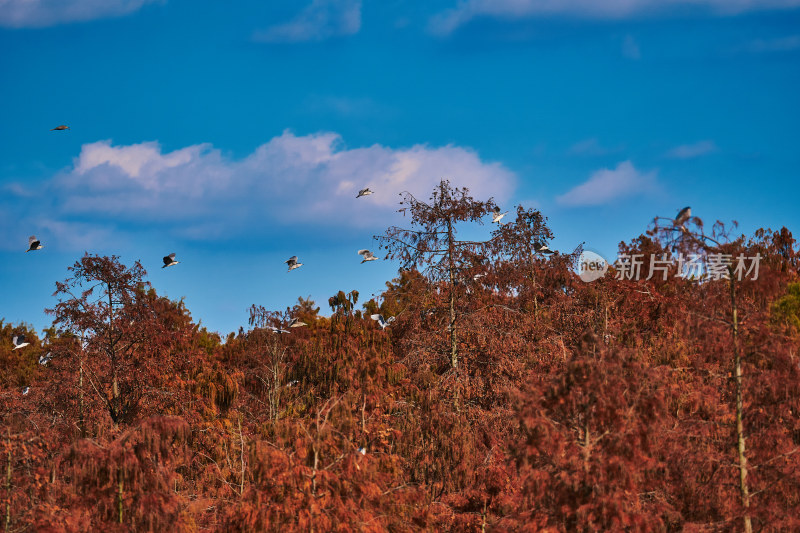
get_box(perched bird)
[358,249,378,263]
[357,447,366,456]
[267,325,291,335]
[162,253,180,268]
[22,387,30,396]
[492,206,508,224]
[286,256,303,272]
[356,188,373,198]
[39,352,52,366]
[370,314,395,330]
[288,317,307,328]
[533,241,555,255]
[287,380,299,388]
[674,206,691,227]
[12,335,29,350]
[50,125,70,131]
[26,235,42,252]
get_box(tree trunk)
[447,216,458,370]
[730,275,752,533]
[5,429,11,533]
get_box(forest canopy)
[1,181,799,532]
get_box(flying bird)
[356,188,373,198]
[12,335,29,350]
[674,206,691,227]
[39,352,52,366]
[50,125,70,131]
[370,314,395,330]
[267,325,291,335]
[162,253,180,268]
[286,256,303,272]
[358,249,378,263]
[26,236,42,252]
[492,206,508,224]
[288,317,307,328]
[533,241,555,255]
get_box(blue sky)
[1,0,798,335]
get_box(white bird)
[39,352,52,365]
[286,256,303,272]
[533,241,555,255]
[162,253,180,268]
[358,249,378,263]
[12,335,29,350]
[267,325,291,335]
[288,317,307,328]
[674,206,691,227]
[370,314,395,330]
[492,206,508,224]
[356,188,373,198]
[357,447,366,455]
[26,236,42,252]
[50,125,70,131]
[22,387,30,396]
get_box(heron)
[162,253,180,268]
[286,256,303,272]
[533,241,555,254]
[356,188,373,198]
[358,249,378,263]
[267,325,291,334]
[50,125,70,131]
[370,314,395,330]
[492,206,508,223]
[39,352,52,365]
[674,206,691,227]
[288,317,307,328]
[12,335,30,350]
[26,236,42,252]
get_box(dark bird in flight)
[492,206,508,223]
[370,314,395,330]
[286,256,303,272]
[12,335,30,350]
[533,241,555,254]
[26,236,42,252]
[162,253,180,268]
[50,125,70,131]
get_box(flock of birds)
[12,124,695,397]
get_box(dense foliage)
[1,182,798,532]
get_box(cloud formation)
[254,0,361,43]
[7,131,513,248]
[430,0,800,35]
[665,140,717,159]
[0,0,160,28]
[556,161,658,207]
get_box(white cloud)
[0,0,160,28]
[567,138,623,156]
[556,161,658,206]
[665,140,717,159]
[430,0,800,35]
[37,131,515,242]
[254,0,361,43]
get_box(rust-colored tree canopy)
[1,183,799,532]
